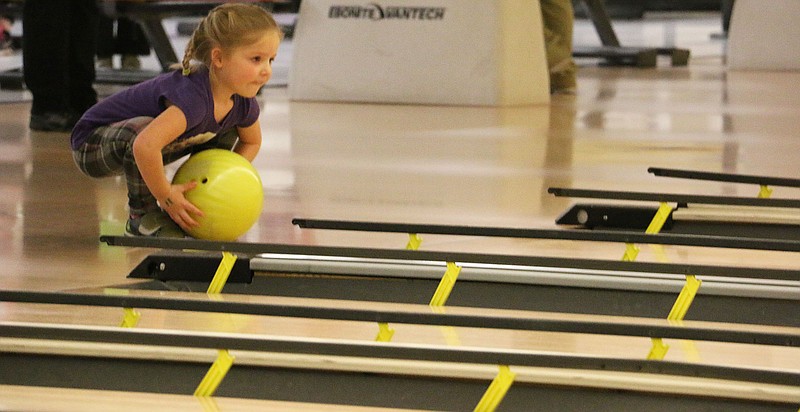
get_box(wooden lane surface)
[0,14,798,410]
[0,384,421,412]
[6,287,799,346]
[1,333,798,405]
[1,289,798,373]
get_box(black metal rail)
[99,236,800,282]
[648,167,800,188]
[291,218,800,252]
[548,187,800,208]
[1,322,797,387]
[1,290,796,347]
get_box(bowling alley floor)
[0,10,798,410]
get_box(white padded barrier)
[288,0,550,106]
[727,0,800,71]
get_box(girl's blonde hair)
[180,3,283,75]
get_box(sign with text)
[289,0,549,106]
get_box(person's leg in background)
[96,14,115,69]
[116,17,150,70]
[541,0,577,94]
[69,0,99,115]
[23,0,98,131]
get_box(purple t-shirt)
[70,68,259,150]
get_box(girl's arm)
[234,119,263,162]
[132,105,203,231]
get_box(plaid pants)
[72,116,237,216]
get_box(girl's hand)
[160,181,204,232]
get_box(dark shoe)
[550,70,577,95]
[549,59,577,95]
[96,57,113,69]
[29,111,77,132]
[121,55,141,70]
[125,211,186,238]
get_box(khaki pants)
[541,0,576,89]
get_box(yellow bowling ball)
[172,149,264,241]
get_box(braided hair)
[180,3,282,75]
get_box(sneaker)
[0,28,14,56]
[96,57,113,69]
[549,58,577,95]
[549,70,577,95]
[125,211,186,238]
[121,55,141,70]
[29,111,77,132]
[0,39,13,56]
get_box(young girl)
[70,4,282,237]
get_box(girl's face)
[211,30,281,98]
